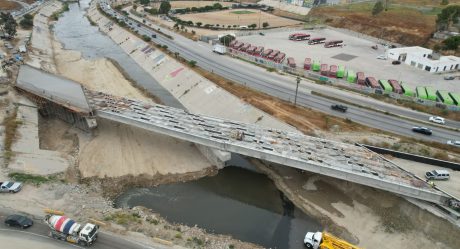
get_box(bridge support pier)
[196,144,231,169]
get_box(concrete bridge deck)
[15,65,452,205]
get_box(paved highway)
[0,210,157,249]
[99,1,460,144]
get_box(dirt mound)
[309,6,436,46]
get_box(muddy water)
[116,164,322,249]
[54,2,322,248]
[53,0,182,108]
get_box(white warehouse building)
[386,46,460,73]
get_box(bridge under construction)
[15,65,456,206]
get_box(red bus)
[324,40,343,48]
[246,46,257,54]
[287,57,296,68]
[308,37,326,45]
[233,42,243,49]
[254,46,264,56]
[388,79,403,94]
[289,33,303,40]
[240,43,251,52]
[357,72,365,85]
[274,53,286,63]
[320,64,329,76]
[267,50,280,60]
[304,58,311,70]
[329,65,337,78]
[365,77,381,89]
[261,49,273,58]
[290,33,310,41]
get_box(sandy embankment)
[25,0,214,179]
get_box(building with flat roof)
[387,46,460,73]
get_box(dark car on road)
[412,127,432,135]
[392,60,401,65]
[331,104,348,112]
[5,214,33,229]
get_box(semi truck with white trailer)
[45,214,99,246]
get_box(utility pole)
[294,77,300,106]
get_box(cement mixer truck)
[44,214,99,246]
[304,231,361,249]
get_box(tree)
[196,22,202,27]
[23,14,33,20]
[213,3,223,10]
[142,34,151,42]
[437,5,460,30]
[219,34,235,46]
[188,60,197,67]
[139,0,150,5]
[443,35,460,50]
[19,18,33,29]
[441,0,449,5]
[0,13,17,38]
[262,22,269,28]
[159,1,171,14]
[249,23,257,29]
[191,7,198,12]
[372,1,384,16]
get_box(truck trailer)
[312,60,321,71]
[320,64,329,76]
[254,46,264,56]
[287,57,296,68]
[365,77,381,89]
[336,66,345,78]
[388,79,403,94]
[240,43,251,52]
[212,44,227,55]
[329,65,337,78]
[261,49,273,58]
[308,37,326,45]
[274,52,286,63]
[304,231,361,249]
[304,58,311,70]
[324,40,343,48]
[45,215,99,246]
[356,72,365,85]
[346,70,356,83]
[246,45,257,54]
[267,50,280,60]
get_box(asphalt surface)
[99,1,460,144]
[0,210,156,249]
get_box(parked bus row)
[288,33,344,47]
[229,40,288,64]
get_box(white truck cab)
[425,169,450,180]
[304,231,322,249]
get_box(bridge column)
[196,145,230,169]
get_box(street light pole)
[294,77,300,106]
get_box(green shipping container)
[400,83,414,97]
[425,87,437,101]
[337,65,345,78]
[449,92,460,106]
[437,90,454,105]
[346,70,356,83]
[379,80,392,93]
[312,61,321,71]
[416,87,428,100]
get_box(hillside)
[308,1,460,46]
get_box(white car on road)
[447,140,460,147]
[429,116,445,124]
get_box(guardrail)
[356,143,460,171]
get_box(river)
[53,1,322,248]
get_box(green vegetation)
[0,12,17,37]
[51,3,70,21]
[188,60,197,67]
[144,7,158,15]
[141,34,151,42]
[372,1,384,15]
[175,233,182,239]
[159,1,171,14]
[104,212,142,225]
[219,34,235,46]
[8,173,56,185]
[441,0,449,5]
[249,23,257,29]
[436,5,460,30]
[20,13,34,29]
[262,22,269,28]
[139,0,150,5]
[231,10,254,15]
[174,3,225,14]
[442,35,460,50]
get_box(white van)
[425,169,450,180]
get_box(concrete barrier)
[357,143,460,171]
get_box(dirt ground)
[308,2,439,46]
[179,8,301,28]
[168,1,233,9]
[254,160,460,249]
[0,1,21,11]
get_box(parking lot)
[237,28,460,93]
